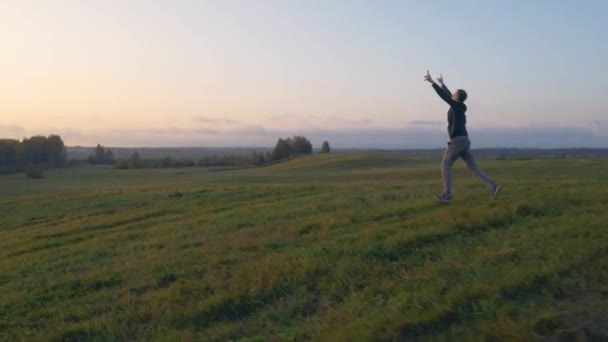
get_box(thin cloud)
[480,126,592,139]
[192,116,239,124]
[144,127,220,135]
[592,120,608,127]
[327,117,374,125]
[409,120,444,126]
[268,113,298,120]
[267,114,374,129]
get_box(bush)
[25,165,45,179]
[115,160,130,169]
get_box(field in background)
[66,146,608,160]
[67,146,273,160]
[1,154,607,340]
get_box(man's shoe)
[490,184,501,200]
[435,193,453,203]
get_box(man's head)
[452,89,468,102]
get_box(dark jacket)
[432,83,468,139]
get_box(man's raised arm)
[437,74,452,97]
[425,70,456,105]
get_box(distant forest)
[2,133,608,175]
[0,135,320,174]
[69,146,608,161]
[0,135,67,173]
[112,136,315,169]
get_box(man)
[424,70,500,203]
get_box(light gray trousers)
[441,136,495,195]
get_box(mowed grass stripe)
[1,184,336,255]
[2,186,363,302]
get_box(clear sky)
[1,0,607,148]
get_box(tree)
[288,136,313,154]
[321,141,331,153]
[0,139,21,168]
[46,135,67,166]
[271,136,313,161]
[22,136,48,164]
[94,144,105,160]
[88,144,115,164]
[271,138,291,160]
[129,151,143,169]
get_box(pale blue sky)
[1,0,607,147]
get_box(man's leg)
[440,143,460,196]
[461,149,499,195]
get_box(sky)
[1,0,607,148]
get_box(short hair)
[455,89,468,102]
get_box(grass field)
[1,154,607,341]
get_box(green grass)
[1,154,607,341]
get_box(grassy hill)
[1,154,607,340]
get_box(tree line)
[0,134,330,174]
[113,136,330,169]
[0,135,67,173]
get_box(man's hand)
[424,70,435,84]
[437,73,444,84]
